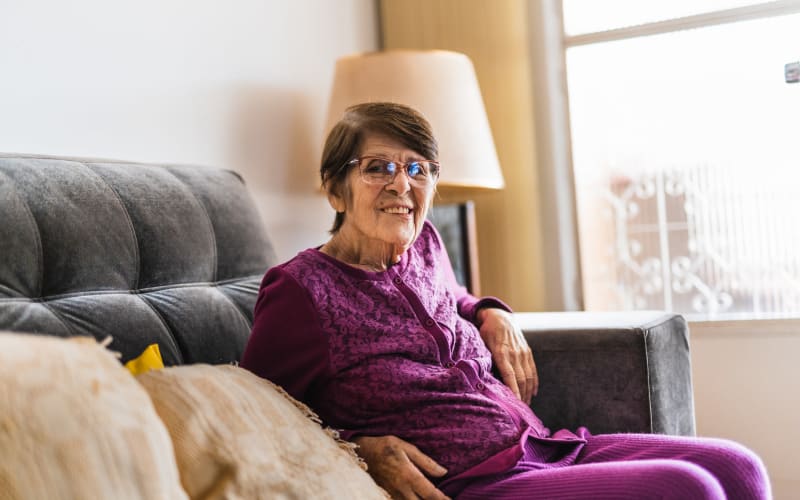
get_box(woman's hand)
[352,435,451,500]
[476,307,539,403]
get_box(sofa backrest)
[0,153,276,365]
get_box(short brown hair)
[320,102,438,233]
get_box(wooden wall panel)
[380,0,545,310]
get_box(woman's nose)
[385,165,412,194]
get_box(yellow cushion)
[137,364,388,499]
[125,343,165,376]
[0,332,187,500]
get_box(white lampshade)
[324,50,504,189]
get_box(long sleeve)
[427,221,512,323]
[240,266,330,403]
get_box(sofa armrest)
[516,311,695,436]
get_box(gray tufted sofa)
[0,153,275,365]
[0,153,694,437]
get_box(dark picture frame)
[428,201,481,296]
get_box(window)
[557,1,800,320]
[562,0,778,35]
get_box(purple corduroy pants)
[445,430,771,500]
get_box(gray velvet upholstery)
[0,153,275,364]
[0,153,695,436]
[518,311,695,436]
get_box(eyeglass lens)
[360,158,438,185]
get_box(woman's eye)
[408,162,425,177]
[365,161,388,174]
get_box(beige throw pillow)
[0,332,188,500]
[136,364,388,500]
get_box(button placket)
[390,271,454,368]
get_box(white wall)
[690,321,800,499]
[0,0,379,260]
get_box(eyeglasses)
[347,156,440,187]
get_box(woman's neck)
[320,231,404,272]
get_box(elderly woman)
[241,102,769,499]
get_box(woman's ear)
[327,189,346,213]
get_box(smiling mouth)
[382,207,412,215]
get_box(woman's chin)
[382,221,415,238]
[380,233,414,252]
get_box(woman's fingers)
[404,441,448,478]
[514,343,538,402]
[500,353,538,403]
[526,349,539,399]
[496,357,522,400]
[354,435,450,500]
[478,308,539,404]
[400,439,451,499]
[515,358,530,403]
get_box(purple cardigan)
[241,221,581,478]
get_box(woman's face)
[330,133,436,255]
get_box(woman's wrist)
[475,307,492,327]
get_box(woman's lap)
[454,432,770,500]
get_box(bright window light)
[566,11,800,319]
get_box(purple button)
[476,382,485,390]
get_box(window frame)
[529,0,800,315]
